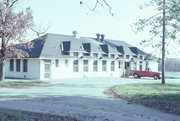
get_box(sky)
[16,0,180,58]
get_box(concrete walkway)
[0,78,179,121]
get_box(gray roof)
[104,39,136,55]
[20,33,147,58]
[129,47,147,55]
[9,35,46,58]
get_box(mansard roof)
[129,47,147,55]
[17,33,147,58]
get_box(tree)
[134,0,180,84]
[0,0,34,81]
[80,0,113,16]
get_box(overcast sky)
[16,0,180,58]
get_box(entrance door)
[125,62,130,77]
[44,63,51,79]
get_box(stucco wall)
[5,57,151,80]
[148,61,159,72]
[5,59,40,79]
[47,59,121,79]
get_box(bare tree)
[80,0,114,16]
[0,0,34,81]
[134,0,180,84]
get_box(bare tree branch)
[92,0,99,11]
[9,0,18,8]
[4,0,18,7]
[80,0,113,16]
[28,25,51,37]
[102,0,113,16]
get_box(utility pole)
[162,0,166,84]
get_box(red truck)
[130,68,161,80]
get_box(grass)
[0,78,49,88]
[113,82,180,115]
[0,108,80,121]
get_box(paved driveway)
[0,78,179,121]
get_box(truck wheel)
[153,75,159,80]
[134,73,139,78]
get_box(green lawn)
[113,82,180,115]
[0,108,79,121]
[0,79,49,88]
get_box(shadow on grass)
[130,93,180,115]
[112,84,180,115]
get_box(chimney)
[96,33,100,41]
[72,30,79,38]
[101,34,105,42]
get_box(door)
[44,63,51,79]
[125,62,130,77]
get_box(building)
[5,33,155,80]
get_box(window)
[9,59,14,71]
[55,59,59,67]
[44,59,51,63]
[65,60,68,67]
[139,61,143,70]
[126,55,130,58]
[83,53,90,56]
[93,53,98,58]
[134,62,137,70]
[102,54,108,57]
[16,59,21,72]
[118,55,124,57]
[111,54,115,58]
[146,62,149,68]
[23,59,28,72]
[118,61,121,69]
[73,52,79,57]
[125,62,129,69]
[133,55,138,58]
[111,61,115,71]
[73,60,78,72]
[93,60,98,72]
[140,56,143,59]
[139,65,143,71]
[83,60,88,72]
[102,60,107,72]
[62,51,69,55]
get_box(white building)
[5,33,157,80]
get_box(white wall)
[5,58,157,80]
[5,59,40,80]
[43,59,121,79]
[148,61,159,72]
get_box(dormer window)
[82,43,91,53]
[61,41,71,55]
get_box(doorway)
[125,62,130,77]
[44,63,51,79]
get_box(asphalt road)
[0,77,179,121]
